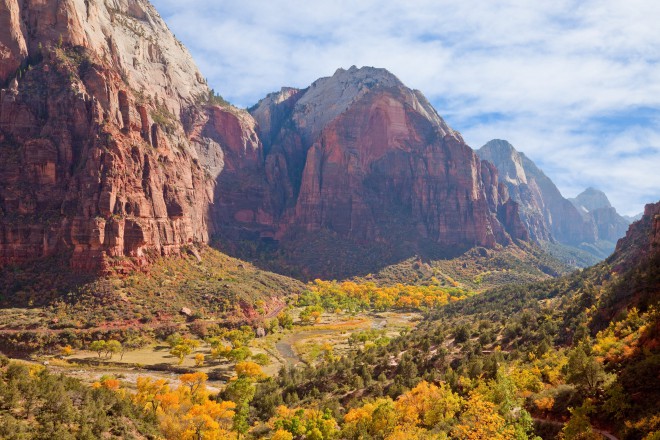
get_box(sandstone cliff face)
[477,140,632,263]
[216,66,528,273]
[477,139,595,245]
[0,0,222,270]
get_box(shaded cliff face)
[0,0,230,270]
[609,201,660,271]
[214,67,528,277]
[477,140,631,263]
[477,139,594,245]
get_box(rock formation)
[0,0,228,270]
[1,1,532,277]
[478,140,631,262]
[212,67,529,276]
[477,139,593,244]
[609,200,660,272]
[570,187,630,243]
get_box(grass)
[264,310,420,367]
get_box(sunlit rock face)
[0,0,227,270]
[477,139,596,245]
[0,0,529,275]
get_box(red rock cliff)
[223,66,530,271]
[1,2,532,277]
[0,0,222,270]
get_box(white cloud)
[152,0,660,216]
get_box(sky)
[151,0,660,216]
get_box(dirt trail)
[275,340,300,366]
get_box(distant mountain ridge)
[477,140,630,265]
[569,187,630,243]
[570,187,612,212]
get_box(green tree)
[225,377,256,439]
[560,400,601,440]
[165,333,183,348]
[277,311,294,330]
[566,344,610,394]
[170,344,192,365]
[105,340,122,359]
[89,340,106,358]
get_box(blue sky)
[151,0,660,216]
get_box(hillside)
[360,242,569,291]
[245,201,659,439]
[0,245,305,353]
[0,1,657,438]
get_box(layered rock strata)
[220,67,529,256]
[0,0,226,270]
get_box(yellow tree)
[211,344,232,361]
[343,398,398,439]
[182,399,236,440]
[171,343,193,365]
[134,377,171,413]
[235,361,266,380]
[452,392,515,440]
[272,429,294,440]
[180,372,209,403]
[395,381,462,430]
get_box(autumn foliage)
[134,372,236,439]
[301,279,471,312]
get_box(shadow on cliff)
[0,252,96,310]
[210,223,472,282]
[207,169,476,281]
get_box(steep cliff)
[0,2,534,279]
[214,67,529,277]
[477,139,593,244]
[0,0,227,270]
[477,140,630,264]
[608,200,660,272]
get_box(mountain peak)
[478,139,527,185]
[481,139,517,154]
[329,65,402,86]
[571,187,612,212]
[289,66,404,143]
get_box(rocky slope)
[608,200,660,272]
[0,0,260,271]
[477,140,630,264]
[212,67,529,277]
